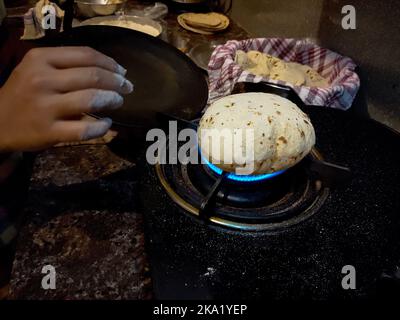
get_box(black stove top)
[138,105,400,300]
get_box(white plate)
[79,15,163,37]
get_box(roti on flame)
[198,93,316,175]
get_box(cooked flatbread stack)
[198,93,316,175]
[235,50,329,88]
[177,13,229,35]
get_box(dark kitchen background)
[231,0,400,132]
[3,0,400,131]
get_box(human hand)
[0,46,133,152]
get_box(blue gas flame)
[202,156,286,182]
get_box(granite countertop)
[7,1,250,299]
[10,144,152,299]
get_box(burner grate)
[156,146,332,231]
[153,111,350,231]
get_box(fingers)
[37,46,127,76]
[52,67,134,94]
[54,89,124,118]
[52,118,113,143]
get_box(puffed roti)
[198,93,316,175]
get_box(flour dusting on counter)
[98,19,160,36]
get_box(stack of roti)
[235,50,329,88]
[177,13,229,35]
[198,93,316,175]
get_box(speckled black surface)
[9,145,152,300]
[140,106,400,300]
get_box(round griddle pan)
[35,25,208,128]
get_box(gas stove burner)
[141,102,400,300]
[202,156,286,182]
[155,141,330,231]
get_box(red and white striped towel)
[208,38,360,110]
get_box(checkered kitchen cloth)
[208,38,360,110]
